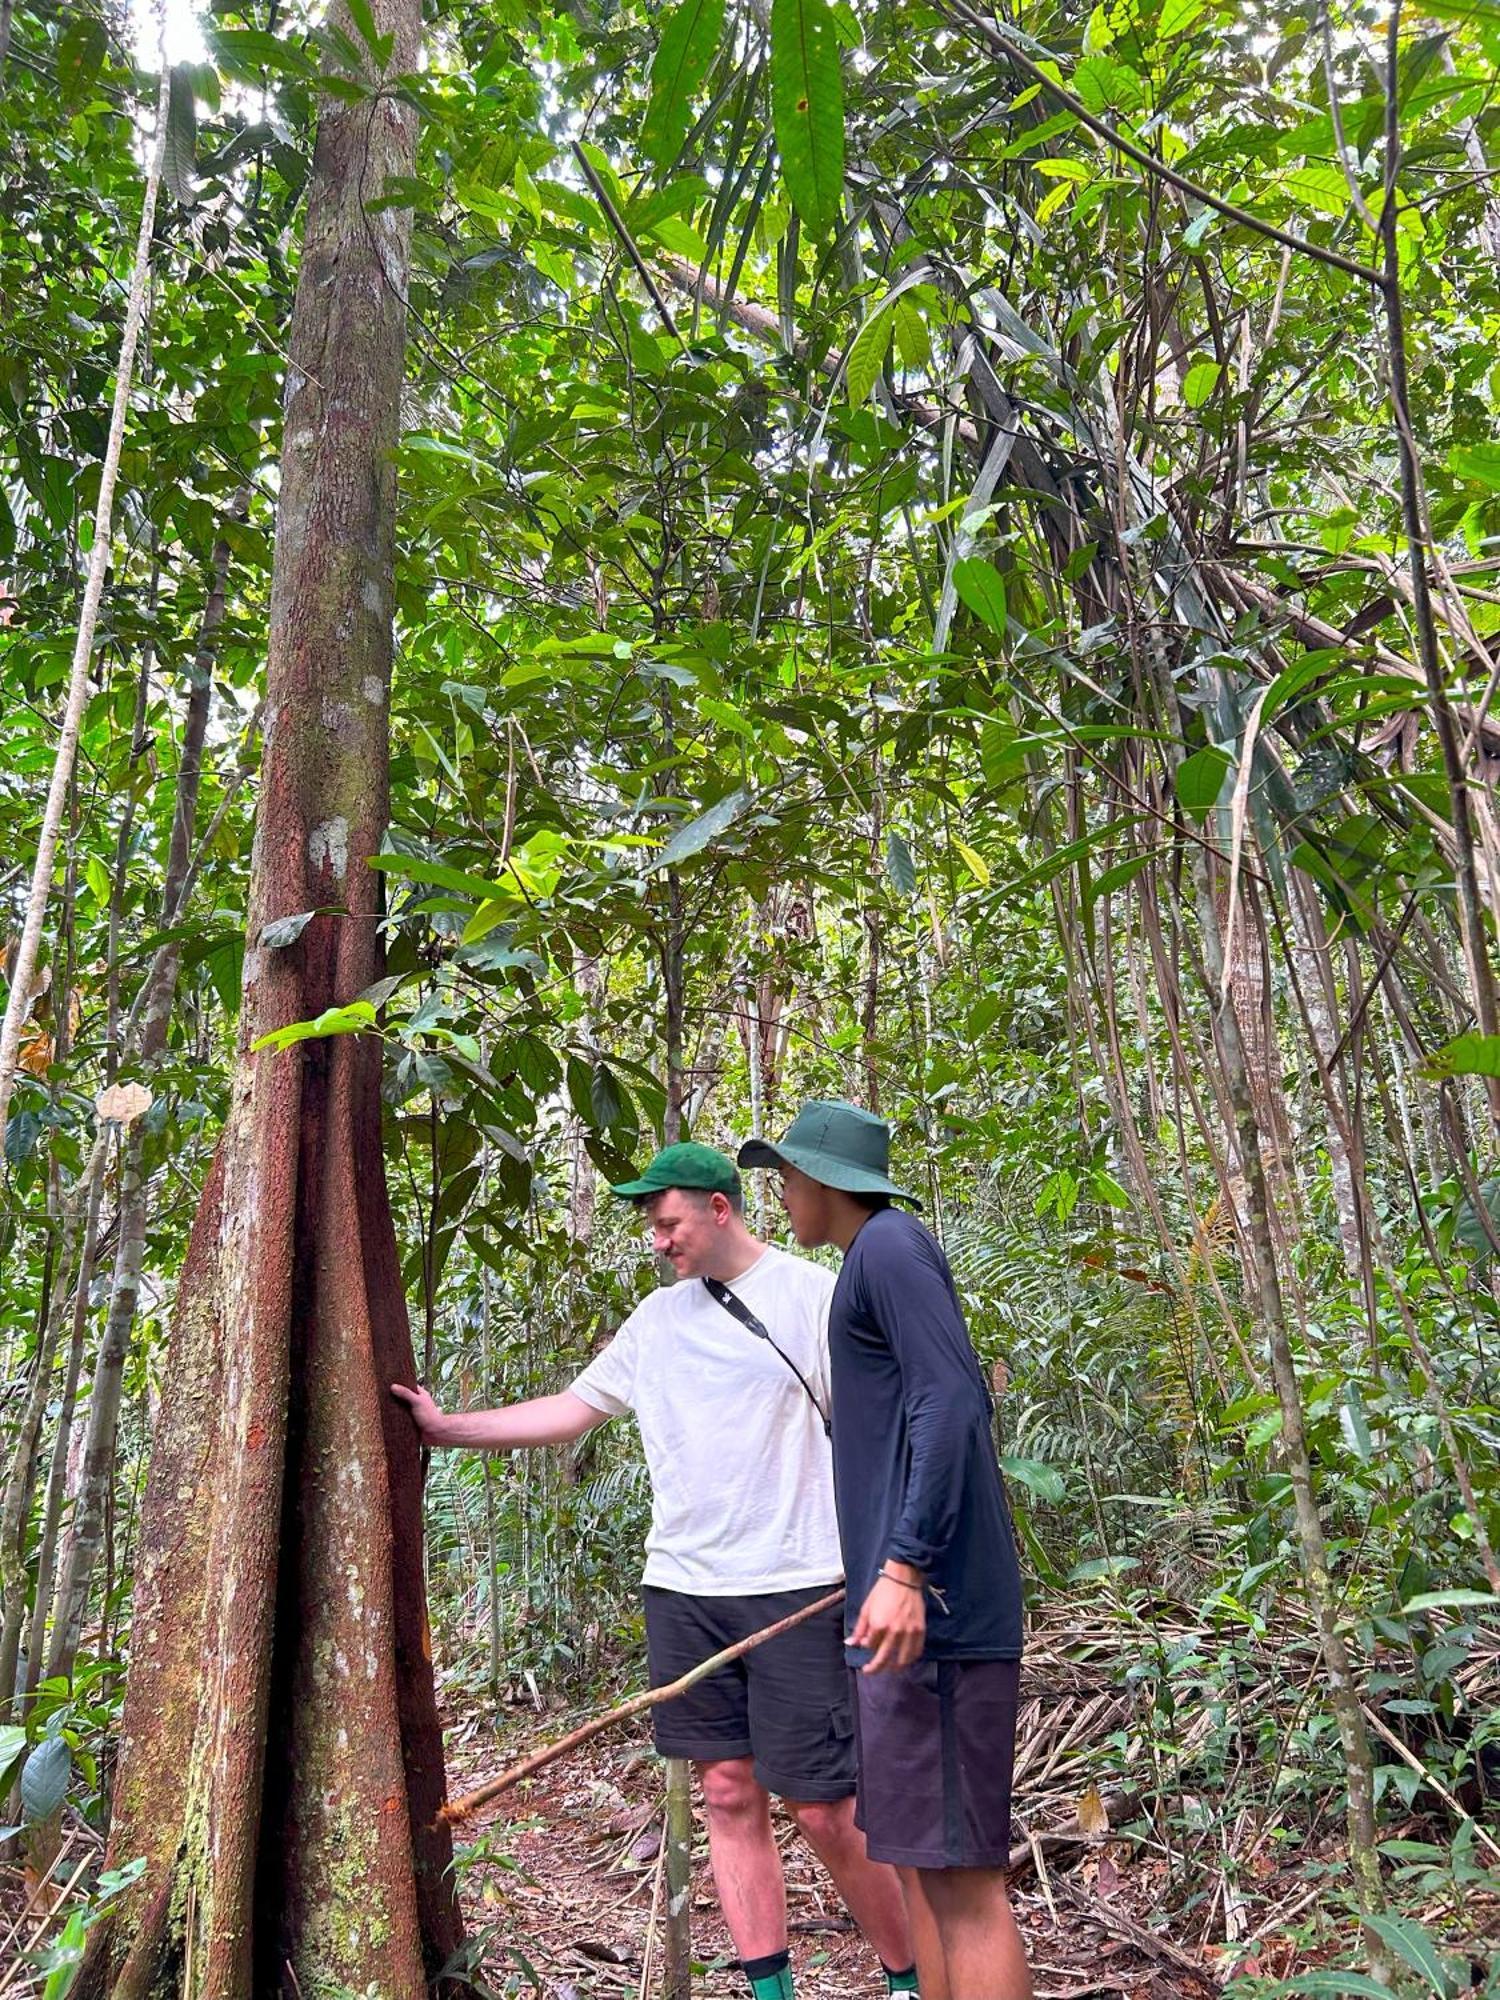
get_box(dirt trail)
[448,1711,1219,1999]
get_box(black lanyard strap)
[701,1276,833,1439]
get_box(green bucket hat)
[737,1100,920,1206]
[609,1141,742,1201]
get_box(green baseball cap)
[609,1141,742,1201]
[737,1100,920,1206]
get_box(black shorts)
[643,1584,856,1802]
[851,1656,1020,1869]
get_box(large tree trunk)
[81,5,465,1991]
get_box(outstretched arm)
[390,1383,608,1450]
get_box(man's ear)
[711,1191,732,1223]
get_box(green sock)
[884,1965,920,1994]
[743,1949,794,1999]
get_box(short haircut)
[640,1180,745,1216]
[849,1192,893,1214]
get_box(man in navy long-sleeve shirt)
[741,1101,1033,2000]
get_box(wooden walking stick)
[437,1587,846,1825]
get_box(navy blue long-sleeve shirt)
[829,1206,1022,1661]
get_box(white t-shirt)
[570,1245,843,1595]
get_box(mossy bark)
[79,6,465,1993]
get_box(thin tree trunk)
[22,1157,105,1704]
[80,5,466,1989]
[0,59,170,1146]
[0,1147,102,1715]
[1189,849,1388,1952]
[47,532,231,1688]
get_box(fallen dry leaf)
[96,1081,153,1126]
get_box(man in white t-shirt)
[393,1143,918,2000]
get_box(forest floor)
[447,1709,1228,1999]
[443,1597,1499,1998]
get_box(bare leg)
[910,1865,1032,2000]
[896,1867,950,2000]
[696,1756,787,1961]
[784,1796,914,1972]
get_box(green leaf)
[260,911,317,949]
[368,854,520,904]
[643,0,727,166]
[57,14,106,104]
[4,1111,41,1166]
[1253,1977,1399,2000]
[590,1061,631,1133]
[0,1724,25,1791]
[885,830,917,896]
[951,558,1007,635]
[647,789,752,871]
[999,1455,1067,1505]
[1401,1589,1500,1614]
[844,308,894,404]
[1284,165,1351,218]
[1182,360,1221,408]
[345,0,395,68]
[251,1001,378,1054]
[20,1736,70,1823]
[1422,1032,1500,1080]
[1359,1914,1459,1997]
[42,1906,87,2000]
[891,295,929,370]
[771,0,845,235]
[1174,745,1231,814]
[1090,1168,1131,1209]
[1447,443,1500,490]
[1340,1383,1373,1463]
[1157,0,1207,36]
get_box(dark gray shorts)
[643,1585,856,1802]
[851,1656,1021,1869]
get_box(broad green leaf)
[1182,360,1220,408]
[1090,1169,1131,1209]
[368,854,519,904]
[952,558,1007,634]
[891,295,929,370]
[1359,1914,1460,1996]
[643,0,727,166]
[58,14,106,103]
[647,788,752,871]
[1422,1032,1500,1080]
[1158,0,1207,36]
[1284,165,1351,217]
[1175,745,1231,814]
[42,1906,87,2000]
[886,830,917,896]
[345,0,394,68]
[251,1001,378,1054]
[590,1061,631,1133]
[260,911,317,949]
[1448,443,1500,490]
[771,0,845,235]
[20,1736,70,1822]
[1087,852,1153,903]
[844,309,894,404]
[999,1455,1067,1504]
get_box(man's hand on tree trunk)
[390,1382,448,1442]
